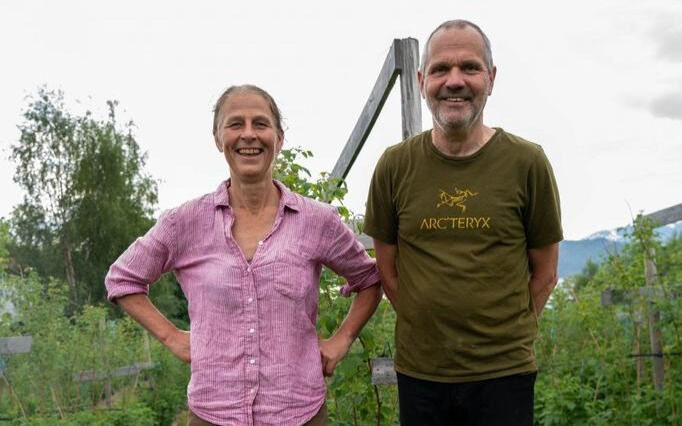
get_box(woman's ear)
[275,133,284,153]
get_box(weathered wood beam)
[74,361,157,382]
[330,40,400,180]
[601,286,678,307]
[371,357,397,385]
[644,248,665,391]
[0,336,32,355]
[644,203,682,227]
[395,38,422,140]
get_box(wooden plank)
[0,336,32,355]
[644,203,682,227]
[371,357,397,385]
[75,361,157,382]
[601,286,677,306]
[330,41,400,180]
[395,38,422,140]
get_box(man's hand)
[163,329,191,363]
[319,334,353,377]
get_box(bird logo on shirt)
[436,186,478,213]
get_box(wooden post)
[331,38,421,181]
[644,248,665,391]
[634,310,645,391]
[99,317,112,408]
[394,38,422,140]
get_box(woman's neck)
[228,178,280,215]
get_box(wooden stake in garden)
[644,247,664,391]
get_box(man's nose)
[444,69,466,89]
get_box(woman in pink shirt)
[105,85,382,426]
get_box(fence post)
[395,38,422,140]
[644,247,665,391]
[99,317,112,408]
[330,38,421,181]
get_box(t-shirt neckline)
[426,127,503,163]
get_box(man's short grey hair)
[420,20,494,73]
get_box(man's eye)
[462,64,481,73]
[226,122,241,129]
[254,122,269,129]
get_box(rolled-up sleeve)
[321,209,380,297]
[105,209,176,303]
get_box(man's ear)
[488,66,497,95]
[214,134,223,152]
[417,70,426,98]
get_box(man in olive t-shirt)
[364,20,562,426]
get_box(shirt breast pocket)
[272,262,310,300]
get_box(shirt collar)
[213,179,300,212]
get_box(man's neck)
[431,124,496,157]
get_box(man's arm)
[116,293,190,363]
[373,239,399,308]
[319,284,382,376]
[528,243,560,315]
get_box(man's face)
[418,26,496,134]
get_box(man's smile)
[235,147,264,156]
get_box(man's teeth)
[237,148,262,155]
[445,98,466,102]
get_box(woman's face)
[214,91,283,184]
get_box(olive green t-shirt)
[364,128,563,382]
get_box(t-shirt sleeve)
[320,208,380,297]
[524,148,563,248]
[364,149,398,245]
[104,209,177,303]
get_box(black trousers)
[397,371,537,426]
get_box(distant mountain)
[558,221,682,278]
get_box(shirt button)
[250,388,255,393]
[247,297,253,303]
[249,359,256,365]
[257,240,263,246]
[249,328,255,333]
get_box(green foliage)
[274,147,350,218]
[9,88,158,307]
[0,273,189,424]
[318,270,399,425]
[11,403,156,426]
[535,216,682,425]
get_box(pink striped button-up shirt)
[105,180,380,425]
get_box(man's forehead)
[432,26,485,50]
[427,27,487,62]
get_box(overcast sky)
[1,0,681,240]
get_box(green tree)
[9,88,158,307]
